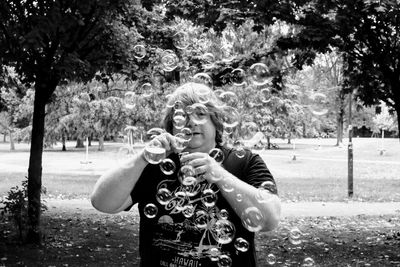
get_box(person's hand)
[146,132,182,156]
[179,152,223,182]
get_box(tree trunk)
[98,136,104,151]
[27,89,47,244]
[395,104,400,141]
[9,130,15,150]
[26,72,57,244]
[336,114,344,146]
[61,134,67,151]
[336,89,346,146]
[391,79,400,141]
[3,133,6,142]
[76,137,84,148]
[88,135,92,146]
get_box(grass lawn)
[1,137,399,202]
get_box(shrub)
[0,177,47,241]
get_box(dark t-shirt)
[128,146,277,267]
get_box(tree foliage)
[0,0,178,243]
[164,0,400,136]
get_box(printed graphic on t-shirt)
[152,177,235,267]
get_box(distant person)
[91,82,281,267]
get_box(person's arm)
[91,132,178,214]
[180,152,281,231]
[90,151,148,214]
[213,167,281,231]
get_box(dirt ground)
[1,199,400,267]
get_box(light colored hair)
[163,82,225,145]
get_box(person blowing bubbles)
[91,82,281,267]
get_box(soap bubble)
[218,209,229,220]
[266,253,276,265]
[213,89,225,99]
[178,165,197,186]
[260,88,272,104]
[194,210,208,229]
[241,206,264,232]
[179,127,192,135]
[231,68,246,86]
[124,91,136,109]
[309,92,328,116]
[188,103,209,124]
[241,121,258,139]
[139,83,153,98]
[210,219,236,244]
[182,183,200,197]
[260,180,276,193]
[249,63,271,86]
[233,140,246,158]
[156,188,173,205]
[234,237,250,252]
[201,188,218,207]
[146,127,165,139]
[202,53,216,69]
[302,257,316,267]
[161,50,179,72]
[182,204,195,218]
[143,142,166,165]
[173,31,190,50]
[209,247,220,261]
[174,132,190,152]
[133,44,146,59]
[172,109,187,130]
[219,91,239,107]
[159,158,176,175]
[116,145,136,165]
[221,179,234,192]
[255,181,276,203]
[175,127,193,151]
[289,227,302,245]
[218,253,232,267]
[173,100,185,111]
[223,125,236,135]
[192,73,213,88]
[143,203,158,218]
[209,148,225,163]
[222,54,236,63]
[193,86,211,104]
[117,145,135,157]
[221,106,240,129]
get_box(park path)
[44,198,400,218]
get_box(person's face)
[172,111,217,154]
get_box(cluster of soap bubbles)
[132,30,327,120]
[122,33,322,265]
[142,137,247,263]
[260,226,316,266]
[230,63,273,87]
[136,106,275,265]
[123,82,155,110]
